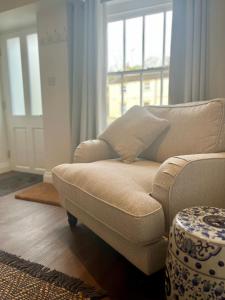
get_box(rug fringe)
[0,250,107,299]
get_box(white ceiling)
[0,2,38,34]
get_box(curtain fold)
[169,0,208,104]
[71,0,107,149]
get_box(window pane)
[145,13,164,68]
[123,73,140,111]
[27,33,42,116]
[125,17,142,70]
[108,21,123,72]
[165,11,172,66]
[162,70,169,105]
[142,72,161,105]
[107,75,122,123]
[7,37,25,116]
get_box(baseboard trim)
[0,161,11,174]
[43,171,53,183]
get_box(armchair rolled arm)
[151,153,225,230]
[73,139,117,163]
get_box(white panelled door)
[1,29,45,174]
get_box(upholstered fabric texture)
[63,199,168,275]
[74,139,117,163]
[98,106,169,162]
[142,99,225,162]
[151,152,225,231]
[53,98,225,276]
[53,159,165,245]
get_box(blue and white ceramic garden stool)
[165,207,225,300]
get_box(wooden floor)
[0,189,165,300]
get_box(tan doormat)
[0,250,106,299]
[15,182,61,206]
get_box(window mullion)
[140,16,145,106]
[122,19,126,114]
[140,72,143,106]
[121,74,124,114]
[160,70,163,105]
[108,66,169,76]
[123,19,126,71]
[142,16,145,70]
[162,11,166,67]
[160,12,167,105]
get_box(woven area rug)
[0,251,106,300]
[15,183,60,206]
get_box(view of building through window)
[107,10,172,123]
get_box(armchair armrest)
[73,139,117,163]
[151,153,225,231]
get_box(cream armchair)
[53,99,225,275]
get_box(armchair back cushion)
[142,99,225,162]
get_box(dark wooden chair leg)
[67,212,77,229]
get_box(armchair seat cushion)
[53,159,165,245]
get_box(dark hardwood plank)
[0,189,165,300]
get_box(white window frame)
[107,0,172,22]
[106,0,172,119]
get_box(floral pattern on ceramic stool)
[165,207,225,300]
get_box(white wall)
[37,0,72,181]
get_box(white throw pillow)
[98,106,169,162]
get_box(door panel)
[1,29,45,174]
[14,127,29,169]
[32,128,45,170]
